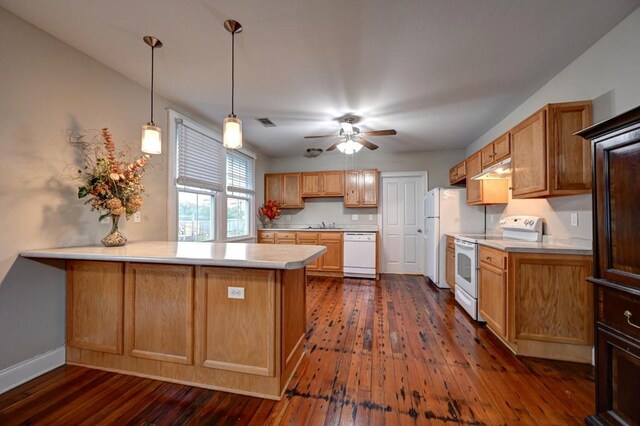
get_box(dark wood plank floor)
[0,274,594,425]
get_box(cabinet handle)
[624,310,640,329]
[486,256,492,260]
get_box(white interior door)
[381,173,426,274]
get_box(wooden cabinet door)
[281,173,303,208]
[549,103,592,192]
[481,143,495,169]
[360,170,378,207]
[297,233,320,270]
[344,171,359,206]
[445,247,455,290]
[265,174,282,204]
[465,152,482,204]
[449,166,458,184]
[479,262,507,339]
[322,170,344,196]
[493,133,511,163]
[511,110,548,197]
[125,263,195,365]
[302,172,322,197]
[318,233,343,271]
[594,130,640,288]
[67,261,124,354]
[456,161,466,179]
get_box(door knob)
[417,228,423,233]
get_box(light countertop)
[446,233,592,255]
[20,241,327,270]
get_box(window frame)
[167,109,257,242]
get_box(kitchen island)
[21,241,326,400]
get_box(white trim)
[0,347,65,394]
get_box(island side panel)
[196,267,277,377]
[281,267,306,391]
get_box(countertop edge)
[476,240,592,255]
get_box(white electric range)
[453,215,543,321]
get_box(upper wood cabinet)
[344,169,378,207]
[511,101,592,198]
[264,173,304,208]
[448,160,466,185]
[481,132,510,169]
[466,152,508,205]
[302,170,344,197]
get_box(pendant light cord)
[231,32,235,116]
[150,45,155,125]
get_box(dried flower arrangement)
[69,128,150,246]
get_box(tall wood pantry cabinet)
[577,106,640,426]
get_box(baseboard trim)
[0,347,66,394]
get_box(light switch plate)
[352,214,359,221]
[368,214,373,220]
[570,213,578,227]
[133,212,142,223]
[286,215,291,221]
[228,287,245,299]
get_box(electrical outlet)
[352,214,359,221]
[286,215,291,221]
[570,213,578,227]
[228,286,245,299]
[368,214,373,221]
[133,212,142,223]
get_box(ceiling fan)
[304,117,397,154]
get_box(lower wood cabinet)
[478,247,508,339]
[258,230,344,276]
[476,247,594,362]
[445,236,455,290]
[65,260,306,400]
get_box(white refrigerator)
[424,188,485,288]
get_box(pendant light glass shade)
[223,115,243,149]
[224,20,243,150]
[142,36,162,154]
[141,123,162,154]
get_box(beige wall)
[466,7,640,240]
[264,149,465,225]
[0,8,266,372]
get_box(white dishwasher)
[343,232,377,279]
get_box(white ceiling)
[2,0,639,156]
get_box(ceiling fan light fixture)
[223,19,243,150]
[341,121,354,135]
[337,139,363,155]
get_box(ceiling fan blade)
[361,129,397,137]
[325,142,340,151]
[359,139,379,150]
[304,134,340,139]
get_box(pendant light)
[223,20,243,149]
[141,36,163,154]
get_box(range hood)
[471,158,512,180]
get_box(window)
[168,109,256,242]
[226,150,255,239]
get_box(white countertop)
[259,225,379,232]
[447,233,592,255]
[20,241,327,270]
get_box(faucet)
[322,221,326,228]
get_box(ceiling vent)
[256,117,276,127]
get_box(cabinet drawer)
[479,245,507,270]
[598,286,640,341]
[258,231,275,240]
[318,232,343,241]
[274,232,296,240]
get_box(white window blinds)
[226,151,255,195]
[176,118,225,192]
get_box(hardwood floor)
[0,274,594,425]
